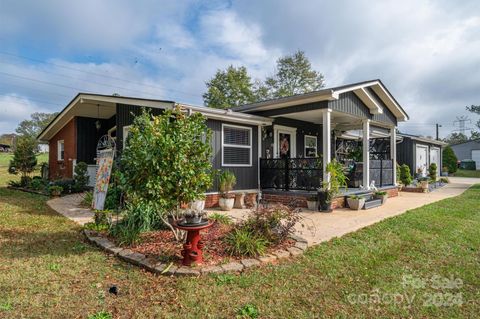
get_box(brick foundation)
[205,192,258,208]
[262,186,399,211]
[400,187,425,193]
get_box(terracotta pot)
[375,194,388,205]
[219,197,235,211]
[347,198,366,210]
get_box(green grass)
[452,169,480,178]
[0,185,479,318]
[0,153,49,186]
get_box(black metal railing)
[369,159,394,186]
[260,157,323,191]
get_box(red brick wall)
[49,118,77,180]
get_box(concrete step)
[363,199,383,210]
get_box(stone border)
[83,229,309,277]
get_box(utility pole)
[436,123,442,140]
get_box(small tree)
[119,108,213,240]
[442,146,458,174]
[74,162,89,191]
[428,163,437,181]
[399,164,412,186]
[8,137,37,186]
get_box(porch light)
[95,104,101,131]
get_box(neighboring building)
[451,139,480,170]
[396,133,446,177]
[0,143,11,152]
[37,79,409,207]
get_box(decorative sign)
[92,135,116,210]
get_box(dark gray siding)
[207,119,259,191]
[76,116,115,164]
[116,104,165,151]
[396,136,414,173]
[329,91,397,126]
[251,101,328,117]
[451,140,480,161]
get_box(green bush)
[82,191,93,207]
[208,213,233,225]
[399,164,413,186]
[442,146,458,174]
[225,228,268,257]
[110,201,163,245]
[8,137,37,179]
[74,162,89,191]
[428,163,437,181]
[30,178,47,191]
[439,177,449,183]
[49,185,63,196]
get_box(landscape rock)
[287,247,303,256]
[294,241,308,251]
[221,262,244,272]
[201,266,224,274]
[240,258,261,268]
[273,249,291,259]
[257,254,277,264]
[175,266,201,276]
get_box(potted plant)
[306,195,318,211]
[183,210,205,224]
[49,185,63,197]
[218,170,236,211]
[374,191,388,204]
[399,164,413,190]
[418,177,429,192]
[318,159,348,212]
[190,197,205,211]
[347,195,365,210]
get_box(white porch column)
[322,109,332,186]
[362,119,370,188]
[390,127,397,185]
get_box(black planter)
[317,191,333,212]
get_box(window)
[123,126,131,147]
[304,135,317,158]
[222,124,252,166]
[57,140,65,161]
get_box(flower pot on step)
[219,196,235,211]
[347,197,366,210]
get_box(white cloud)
[0,94,49,133]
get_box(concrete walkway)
[47,193,94,225]
[207,177,480,246]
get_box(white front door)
[273,125,297,158]
[430,147,440,176]
[416,144,428,176]
[472,150,480,170]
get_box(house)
[37,79,409,208]
[0,143,11,152]
[396,133,447,177]
[451,139,480,170]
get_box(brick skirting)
[262,186,399,210]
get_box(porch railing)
[260,157,323,191]
[369,159,394,187]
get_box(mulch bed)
[122,223,295,266]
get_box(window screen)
[222,125,251,166]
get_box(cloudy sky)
[1,0,479,137]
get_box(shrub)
[208,212,232,225]
[428,163,437,181]
[50,179,75,194]
[240,205,301,244]
[322,159,348,201]
[30,178,47,191]
[225,228,268,257]
[84,222,110,232]
[82,191,94,207]
[399,164,412,186]
[74,162,89,191]
[118,107,213,241]
[110,201,163,245]
[439,177,449,183]
[49,185,63,196]
[375,191,387,196]
[103,182,122,211]
[442,146,458,174]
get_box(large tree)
[262,50,325,99]
[16,112,58,139]
[444,132,468,145]
[203,65,256,109]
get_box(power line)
[453,116,472,135]
[0,50,201,99]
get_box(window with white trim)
[57,140,65,161]
[304,135,317,158]
[222,124,252,166]
[123,126,131,147]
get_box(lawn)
[0,152,48,186]
[0,185,479,318]
[452,169,480,178]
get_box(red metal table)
[173,220,215,266]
